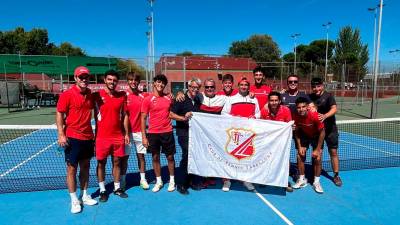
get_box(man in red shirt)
[123,72,149,191]
[292,97,325,194]
[141,74,176,193]
[260,91,293,192]
[56,66,97,214]
[216,74,238,96]
[250,66,272,109]
[93,70,129,202]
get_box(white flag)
[188,112,293,187]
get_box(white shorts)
[125,132,147,155]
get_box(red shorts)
[95,138,125,160]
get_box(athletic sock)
[170,176,175,183]
[156,176,162,184]
[70,192,79,202]
[99,182,106,192]
[334,172,339,177]
[299,175,305,181]
[140,173,146,180]
[81,189,89,198]
[114,182,120,191]
[314,176,320,183]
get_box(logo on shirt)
[225,128,256,160]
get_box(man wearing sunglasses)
[170,78,202,195]
[309,77,342,187]
[56,66,98,213]
[281,75,310,115]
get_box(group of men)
[56,65,342,214]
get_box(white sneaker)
[243,182,255,191]
[313,182,324,194]
[167,182,176,192]
[81,195,98,206]
[140,179,150,190]
[70,200,82,214]
[222,180,231,192]
[292,178,308,189]
[152,182,163,193]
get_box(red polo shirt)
[250,84,272,109]
[293,111,324,138]
[141,94,173,134]
[126,90,148,133]
[56,85,94,140]
[261,105,292,122]
[93,89,127,139]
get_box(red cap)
[238,77,250,86]
[74,66,90,77]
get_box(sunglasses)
[205,86,215,89]
[288,80,298,84]
[78,75,90,80]
[189,85,199,90]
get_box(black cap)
[311,77,323,85]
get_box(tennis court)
[0,118,399,224]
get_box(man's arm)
[123,113,130,145]
[169,111,192,122]
[140,112,149,148]
[56,112,67,147]
[319,105,337,122]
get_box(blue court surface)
[0,167,399,225]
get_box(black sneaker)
[333,175,343,187]
[177,185,189,195]
[99,191,108,202]
[114,188,128,198]
[286,182,293,192]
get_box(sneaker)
[286,182,293,193]
[140,179,150,190]
[292,178,308,189]
[70,200,82,214]
[167,182,176,192]
[333,175,343,187]
[152,182,163,193]
[222,180,231,192]
[177,185,189,195]
[99,191,109,202]
[313,182,324,194]
[114,188,128,198]
[243,182,255,191]
[81,195,98,206]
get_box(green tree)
[333,26,369,82]
[51,42,85,56]
[229,34,281,77]
[176,51,194,56]
[116,59,146,80]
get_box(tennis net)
[1,118,399,193]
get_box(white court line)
[0,129,40,147]
[254,190,294,225]
[340,131,400,146]
[341,140,400,157]
[0,141,57,177]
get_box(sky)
[1,0,399,64]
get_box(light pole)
[368,6,378,74]
[146,0,155,84]
[389,49,400,104]
[323,22,332,83]
[371,0,384,119]
[291,33,301,74]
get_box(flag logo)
[225,128,256,160]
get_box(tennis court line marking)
[0,129,41,147]
[0,141,57,178]
[341,140,400,157]
[254,190,294,225]
[340,131,399,146]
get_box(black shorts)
[297,133,323,150]
[325,125,339,149]
[65,137,94,165]
[147,132,176,156]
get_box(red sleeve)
[260,107,268,119]
[141,96,151,114]
[56,92,69,113]
[284,106,292,122]
[312,112,324,130]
